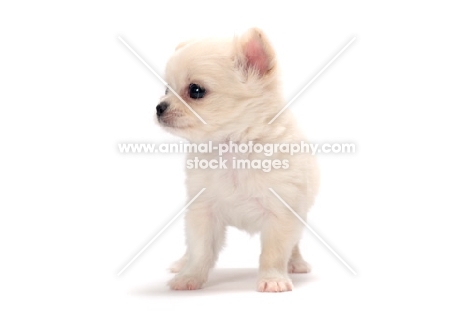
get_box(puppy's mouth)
[157,112,190,129]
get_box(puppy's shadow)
[130,268,317,296]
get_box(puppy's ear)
[234,28,276,76]
[175,40,194,51]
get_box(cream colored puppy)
[156,28,319,292]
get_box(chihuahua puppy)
[156,28,319,292]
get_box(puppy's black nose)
[156,102,169,117]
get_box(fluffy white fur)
[157,28,320,292]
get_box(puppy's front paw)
[257,277,293,292]
[168,274,205,290]
[288,259,311,273]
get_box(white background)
[1,0,467,310]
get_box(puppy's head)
[156,28,282,142]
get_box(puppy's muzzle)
[156,102,169,117]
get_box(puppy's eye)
[189,83,206,99]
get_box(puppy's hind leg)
[169,252,188,273]
[168,205,225,290]
[288,243,311,273]
[257,214,302,292]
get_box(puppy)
[156,28,319,292]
